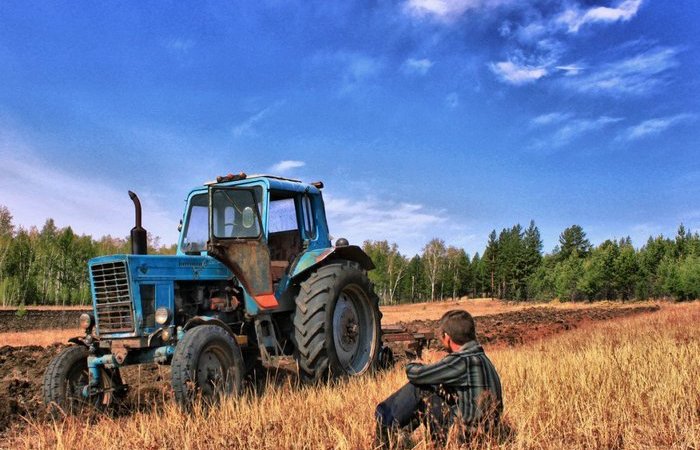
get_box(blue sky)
[1,0,698,256]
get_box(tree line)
[0,206,175,306]
[1,203,698,306]
[364,221,700,304]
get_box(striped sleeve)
[405,355,467,385]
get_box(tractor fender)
[289,245,375,280]
[68,336,89,347]
[183,317,238,342]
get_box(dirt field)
[0,300,661,438]
[379,297,644,323]
[0,309,88,333]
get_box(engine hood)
[88,254,232,283]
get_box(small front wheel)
[171,325,245,408]
[42,345,121,415]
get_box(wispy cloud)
[269,160,306,173]
[445,92,459,108]
[311,51,383,94]
[490,60,547,85]
[555,64,583,76]
[557,0,643,33]
[163,38,195,55]
[0,126,177,244]
[565,46,680,96]
[324,194,449,255]
[402,0,508,22]
[402,58,434,76]
[621,113,696,140]
[531,115,623,149]
[530,112,573,127]
[232,102,283,137]
[490,1,645,88]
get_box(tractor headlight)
[155,307,170,325]
[79,313,93,330]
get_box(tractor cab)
[178,173,333,314]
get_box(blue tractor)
[43,173,382,411]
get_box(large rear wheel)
[294,261,381,382]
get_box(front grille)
[91,261,134,333]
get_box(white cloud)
[555,64,583,76]
[402,58,434,76]
[531,115,623,149]
[269,160,306,173]
[621,114,696,140]
[324,194,450,256]
[558,0,643,33]
[402,0,487,22]
[311,52,383,94]
[232,102,283,137]
[0,126,178,245]
[531,112,573,127]
[565,46,680,96]
[490,60,547,85]
[445,92,459,108]
[163,38,195,55]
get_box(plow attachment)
[381,324,435,361]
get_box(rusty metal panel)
[208,240,273,297]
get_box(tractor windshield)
[181,194,208,253]
[211,188,262,239]
[181,187,263,254]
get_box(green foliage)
[1,202,698,305]
[0,205,177,306]
[15,303,27,318]
[556,225,592,261]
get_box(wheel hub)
[197,350,225,395]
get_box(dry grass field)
[3,301,697,449]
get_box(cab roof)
[201,173,322,195]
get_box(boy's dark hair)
[438,309,476,345]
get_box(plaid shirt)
[405,340,503,427]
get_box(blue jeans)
[375,382,450,444]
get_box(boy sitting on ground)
[375,309,503,446]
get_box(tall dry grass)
[7,303,699,449]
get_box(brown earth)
[0,303,660,436]
[393,304,660,352]
[0,310,89,333]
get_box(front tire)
[171,325,245,408]
[294,261,381,382]
[42,345,121,416]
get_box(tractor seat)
[270,260,289,282]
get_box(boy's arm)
[405,355,465,385]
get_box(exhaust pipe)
[128,191,148,255]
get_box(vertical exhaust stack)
[128,191,148,255]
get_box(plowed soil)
[0,309,88,333]
[0,303,659,436]
[393,304,660,352]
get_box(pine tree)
[557,225,592,261]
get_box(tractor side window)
[268,198,298,233]
[302,196,316,239]
[181,194,208,253]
